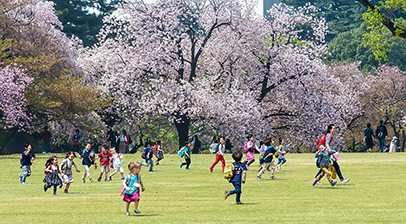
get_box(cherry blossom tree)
[81,1,369,150]
[0,65,33,130]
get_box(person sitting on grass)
[224,151,248,204]
[313,145,337,187]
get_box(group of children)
[18,127,350,215]
[25,142,126,196]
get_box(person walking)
[364,123,375,152]
[41,126,52,154]
[314,124,350,185]
[375,120,388,152]
[118,130,127,154]
[192,135,201,154]
[72,129,81,152]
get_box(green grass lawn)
[1,152,405,223]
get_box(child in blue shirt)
[257,137,278,180]
[313,145,337,186]
[224,151,248,204]
[19,142,36,184]
[78,142,95,183]
[142,143,155,172]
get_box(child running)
[123,161,145,216]
[243,135,258,167]
[313,145,337,187]
[155,140,164,165]
[179,141,192,170]
[142,142,155,172]
[224,151,248,204]
[109,147,125,180]
[209,136,226,172]
[78,142,95,183]
[19,142,36,184]
[256,137,278,180]
[276,137,291,171]
[43,156,63,195]
[59,151,80,193]
[95,144,113,182]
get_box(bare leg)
[65,182,71,191]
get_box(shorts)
[100,164,110,173]
[123,191,140,202]
[114,164,124,173]
[62,173,73,184]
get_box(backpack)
[213,144,222,154]
[141,148,148,159]
[178,146,186,157]
[377,126,384,139]
[317,135,326,151]
[128,135,133,144]
[210,143,219,154]
[223,163,235,179]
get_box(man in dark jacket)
[375,120,388,152]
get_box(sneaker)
[53,192,57,195]
[97,177,101,182]
[42,152,46,154]
[82,178,85,183]
[312,179,317,186]
[59,184,63,188]
[236,202,244,205]
[90,178,94,182]
[44,185,48,192]
[316,181,322,185]
[21,182,27,184]
[134,209,141,214]
[121,177,125,180]
[125,212,130,216]
[19,174,23,182]
[109,176,112,181]
[64,189,68,194]
[341,179,350,185]
[270,176,277,180]
[156,162,159,165]
[179,163,183,168]
[105,178,108,181]
[256,176,261,180]
[209,168,213,173]
[224,190,230,200]
[275,167,279,172]
[185,168,191,170]
[149,170,155,172]
[331,181,337,186]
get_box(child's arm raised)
[242,170,247,184]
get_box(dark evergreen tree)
[52,0,122,46]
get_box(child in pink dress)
[123,161,145,216]
[243,135,257,167]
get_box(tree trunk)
[174,114,190,149]
[402,130,405,152]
